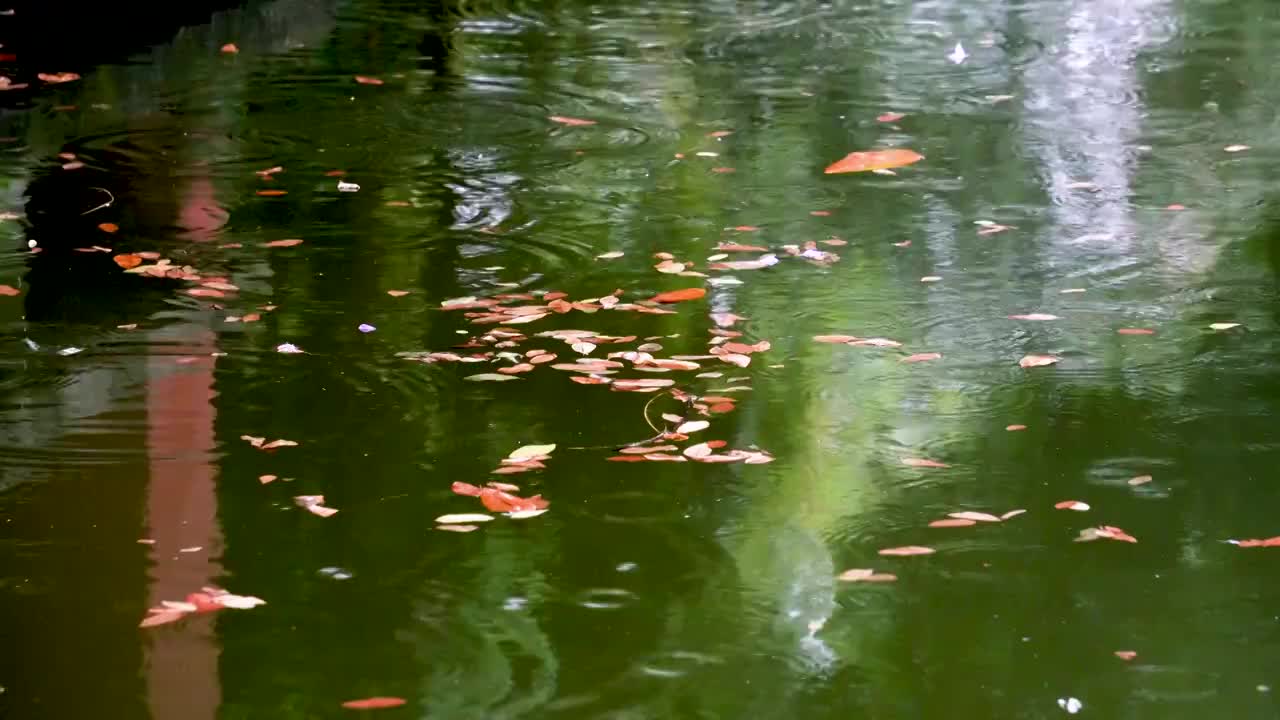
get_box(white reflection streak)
[1022,0,1175,265]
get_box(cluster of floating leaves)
[139,587,266,628]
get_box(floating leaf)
[465,373,520,382]
[902,458,949,468]
[650,287,706,303]
[353,75,384,85]
[1224,144,1250,153]
[341,697,407,710]
[0,285,19,296]
[1232,536,1280,548]
[97,222,119,233]
[814,335,859,344]
[901,352,942,363]
[1076,525,1137,543]
[824,148,924,174]
[1117,328,1155,336]
[549,116,596,126]
[878,546,936,556]
[38,72,80,84]
[435,514,494,524]
[1006,424,1027,431]
[1209,322,1240,331]
[949,511,1002,523]
[114,254,143,269]
[1114,651,1137,661]
[508,444,556,460]
[1019,354,1060,368]
[1008,313,1059,321]
[929,518,976,528]
[837,568,898,582]
[387,290,411,297]
[437,524,479,533]
[1054,500,1090,511]
[676,420,709,434]
[1128,475,1152,486]
[597,251,624,260]
[1000,509,1027,520]
[876,112,905,123]
[263,238,304,248]
[220,43,239,54]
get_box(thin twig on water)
[80,187,115,216]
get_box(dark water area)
[4,0,1280,717]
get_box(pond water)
[4,0,1280,717]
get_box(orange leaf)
[1019,354,1060,368]
[1234,536,1280,548]
[549,116,596,126]
[354,75,384,85]
[0,285,19,296]
[187,288,225,298]
[929,518,976,528]
[824,148,923,174]
[878,546,936,556]
[478,487,549,513]
[113,254,143,269]
[650,287,706,303]
[902,458,949,468]
[1054,500,1090,511]
[256,189,288,196]
[387,290,410,297]
[341,697,406,710]
[451,482,483,497]
[1006,424,1027,431]
[38,72,80,84]
[97,222,119,233]
[263,239,304,248]
[1117,328,1155,335]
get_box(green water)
[4,0,1280,717]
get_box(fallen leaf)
[1114,650,1137,661]
[1166,204,1186,210]
[650,287,706,303]
[1117,328,1155,335]
[676,420,709,434]
[814,335,859,344]
[1224,144,1250,153]
[97,222,119,233]
[255,189,288,196]
[1054,500,1091,511]
[113,254,143,269]
[549,116,595,126]
[508,444,556,460]
[465,373,520,382]
[258,474,277,484]
[1209,322,1240,331]
[38,72,80,84]
[876,112,905,123]
[478,487,549,513]
[341,697,407,710]
[220,43,239,54]
[1233,537,1280,548]
[901,352,942,363]
[1008,313,1059,321]
[849,338,901,348]
[597,251,624,260]
[260,439,298,450]
[949,511,1002,523]
[1076,525,1138,543]
[354,75,384,85]
[187,288,225,298]
[902,458,949,468]
[878,546,936,556]
[824,148,924,174]
[1128,475,1152,486]
[1000,509,1027,520]
[0,285,19,296]
[437,524,478,533]
[1019,354,1060,368]
[919,276,942,283]
[435,513,494,524]
[838,568,898,582]
[387,290,411,297]
[612,378,675,392]
[1006,424,1027,431]
[139,610,187,628]
[929,518,976,528]
[263,238,304,248]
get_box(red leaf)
[549,115,596,126]
[221,43,239,54]
[187,288,226,298]
[878,546,936,556]
[341,697,406,710]
[478,487,549,513]
[263,238,304,248]
[1234,536,1280,548]
[451,482,483,497]
[256,189,288,196]
[824,148,923,174]
[902,458,949,468]
[929,518,976,528]
[876,112,905,123]
[354,75,384,85]
[97,222,119,233]
[112,253,143,269]
[0,284,20,296]
[38,72,80,84]
[650,288,706,303]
